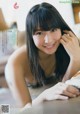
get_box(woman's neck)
[39,51,56,76]
[39,50,55,60]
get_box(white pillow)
[65,71,80,89]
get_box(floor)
[0,75,17,107]
[0,75,8,88]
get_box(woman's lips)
[46,45,54,49]
[43,43,56,49]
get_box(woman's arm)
[60,30,80,82]
[5,46,32,107]
[5,56,80,108]
[62,58,80,82]
[32,82,80,106]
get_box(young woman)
[5,2,80,107]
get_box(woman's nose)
[44,35,48,43]
[44,35,52,43]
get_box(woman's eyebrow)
[36,29,42,31]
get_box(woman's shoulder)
[7,45,28,66]
[78,38,80,45]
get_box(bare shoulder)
[6,45,32,78]
[8,45,28,65]
[6,45,33,80]
[78,38,80,45]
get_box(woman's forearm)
[62,58,80,82]
[25,82,80,108]
[32,90,45,105]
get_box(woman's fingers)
[63,30,79,43]
[55,94,68,100]
[56,83,80,98]
[60,30,80,60]
[60,84,80,98]
[66,85,80,95]
[60,35,72,47]
[61,34,72,43]
[44,82,80,101]
[63,30,76,38]
[60,30,78,45]
[62,90,76,98]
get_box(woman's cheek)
[33,38,43,47]
[56,34,62,41]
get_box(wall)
[0,0,80,37]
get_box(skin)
[33,28,61,55]
[5,28,80,107]
[61,30,80,81]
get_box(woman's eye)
[51,28,57,32]
[36,32,42,35]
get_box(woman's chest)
[24,54,56,84]
[40,56,56,76]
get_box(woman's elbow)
[5,58,16,85]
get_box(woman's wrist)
[70,55,80,64]
[70,57,80,70]
[32,90,46,106]
[63,57,80,82]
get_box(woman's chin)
[44,46,58,54]
[44,48,57,54]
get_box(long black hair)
[26,2,73,86]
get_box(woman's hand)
[32,82,80,106]
[60,30,80,81]
[60,30,80,61]
[43,82,80,101]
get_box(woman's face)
[33,28,62,54]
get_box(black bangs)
[31,7,61,34]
